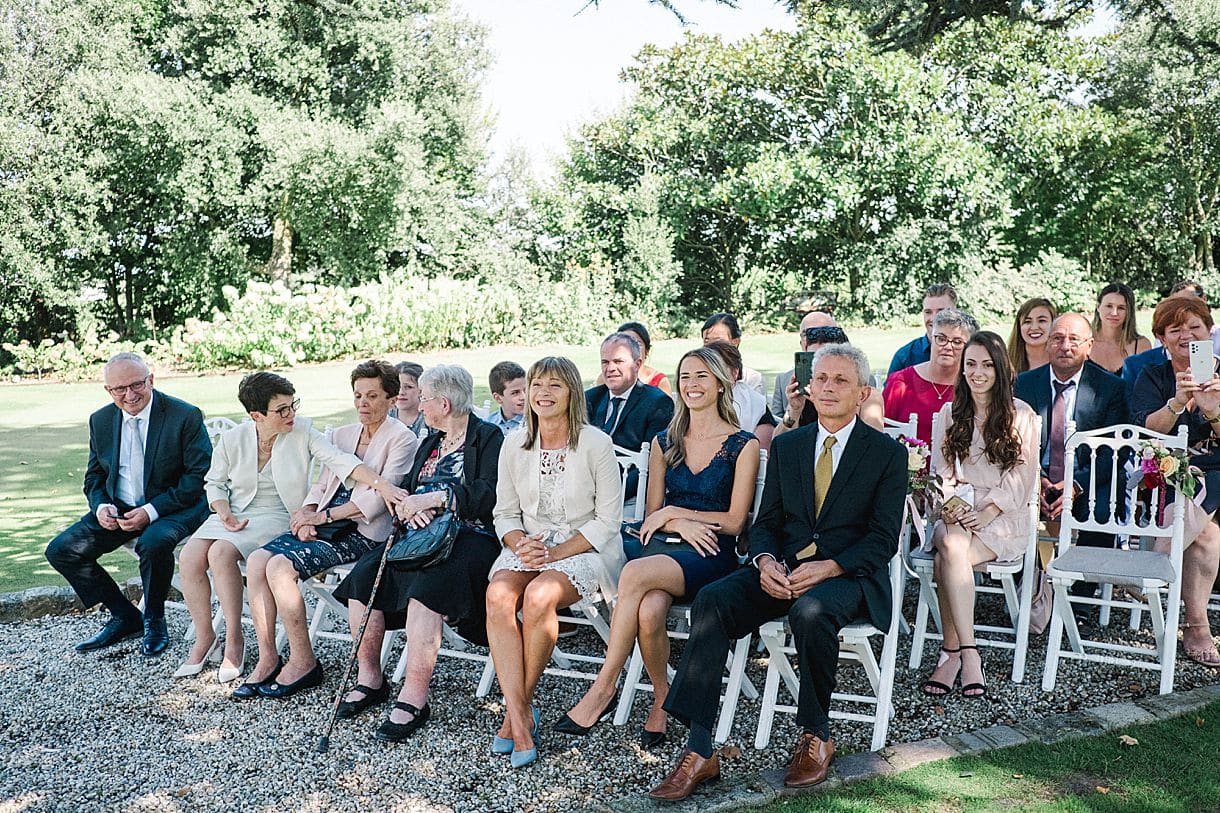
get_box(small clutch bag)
[621,520,704,560]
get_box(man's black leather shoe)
[141,616,170,657]
[75,617,142,653]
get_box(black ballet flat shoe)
[553,689,620,736]
[231,659,283,700]
[639,726,668,750]
[374,702,431,743]
[75,616,142,653]
[337,679,391,719]
[258,662,324,699]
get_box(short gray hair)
[419,364,473,416]
[932,307,978,336]
[602,332,642,361]
[813,344,871,387]
[104,352,148,376]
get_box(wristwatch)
[1166,398,1186,416]
[782,411,797,428]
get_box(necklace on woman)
[930,382,953,400]
[257,434,275,452]
[438,432,466,456]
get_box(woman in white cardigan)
[486,356,624,769]
[176,372,404,684]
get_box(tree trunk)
[123,264,134,335]
[265,214,293,284]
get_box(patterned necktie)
[127,416,146,505]
[602,396,624,435]
[1047,380,1074,483]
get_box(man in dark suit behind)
[648,345,907,801]
[45,352,211,656]
[1014,313,1130,559]
[585,331,674,501]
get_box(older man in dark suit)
[585,332,674,502]
[45,352,211,656]
[648,344,907,801]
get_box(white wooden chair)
[881,413,918,635]
[612,448,769,743]
[471,399,493,420]
[614,442,651,523]
[906,416,1043,683]
[1042,422,1188,695]
[754,545,907,752]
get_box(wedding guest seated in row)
[922,332,1039,699]
[332,365,504,740]
[232,361,418,698]
[707,341,775,450]
[586,332,674,504]
[701,312,764,395]
[772,311,835,417]
[596,321,672,396]
[883,308,977,445]
[175,372,404,683]
[775,325,884,437]
[390,361,427,436]
[887,283,957,376]
[45,352,211,656]
[557,347,759,748]
[1091,283,1150,376]
[486,357,624,768]
[1123,281,1208,392]
[1007,298,1057,373]
[487,361,527,435]
[648,344,907,800]
[1014,313,1129,566]
[1131,296,1220,667]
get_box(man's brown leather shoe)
[647,748,721,801]
[783,732,835,787]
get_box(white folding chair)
[907,416,1043,682]
[1042,422,1188,695]
[754,545,907,752]
[882,412,919,441]
[614,442,650,523]
[612,448,769,743]
[471,399,493,420]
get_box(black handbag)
[622,520,704,560]
[386,510,459,569]
[312,518,357,541]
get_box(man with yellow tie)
[648,344,908,802]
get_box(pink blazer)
[306,419,418,541]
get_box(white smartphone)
[1189,340,1214,384]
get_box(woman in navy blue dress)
[554,346,759,747]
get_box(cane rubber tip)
[315,736,330,754]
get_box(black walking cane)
[315,518,402,753]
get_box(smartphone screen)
[794,351,817,391]
[1189,340,1213,384]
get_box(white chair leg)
[613,644,645,726]
[1041,580,1067,692]
[754,636,784,749]
[476,658,497,697]
[714,634,751,744]
[908,570,935,669]
[1099,582,1113,627]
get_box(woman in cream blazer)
[485,357,624,769]
[176,372,403,684]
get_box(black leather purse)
[622,520,704,560]
[386,510,459,569]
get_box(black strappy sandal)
[958,645,988,699]
[920,646,960,697]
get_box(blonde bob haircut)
[664,347,740,469]
[521,356,588,450]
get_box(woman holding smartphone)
[1132,296,1220,668]
[923,331,1039,699]
[555,347,758,748]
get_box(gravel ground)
[1,590,1217,813]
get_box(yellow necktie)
[797,436,836,560]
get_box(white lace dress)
[489,448,604,601]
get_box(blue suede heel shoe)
[491,705,541,755]
[510,746,537,769]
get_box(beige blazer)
[305,419,417,541]
[494,424,625,597]
[204,417,362,514]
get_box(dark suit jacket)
[585,382,674,498]
[83,391,211,523]
[1121,346,1168,396]
[405,413,503,528]
[748,420,907,630]
[1014,361,1130,519]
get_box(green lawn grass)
[765,701,1220,813]
[0,327,925,593]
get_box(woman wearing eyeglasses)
[175,372,405,684]
[883,308,978,445]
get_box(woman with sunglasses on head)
[175,372,405,684]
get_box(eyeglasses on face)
[932,334,966,349]
[268,398,301,419]
[105,377,150,398]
